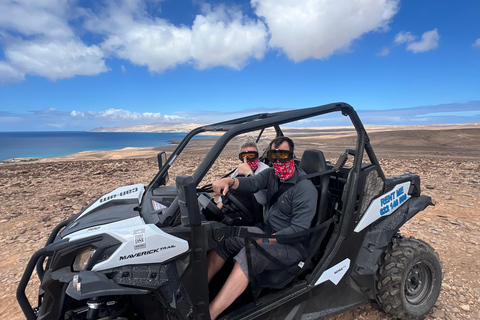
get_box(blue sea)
[0,131,198,161]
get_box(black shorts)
[215,227,303,278]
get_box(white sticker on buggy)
[152,200,166,211]
[354,181,411,233]
[315,258,350,286]
[134,229,146,250]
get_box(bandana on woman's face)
[247,158,261,171]
[273,158,295,180]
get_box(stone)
[460,305,470,312]
[431,309,445,318]
[72,203,84,211]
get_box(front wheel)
[375,235,442,320]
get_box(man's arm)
[212,177,239,196]
[235,168,272,194]
[213,167,272,196]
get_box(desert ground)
[1,124,479,320]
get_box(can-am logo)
[100,187,138,203]
[119,245,176,260]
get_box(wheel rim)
[405,262,432,305]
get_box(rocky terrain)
[1,128,480,319]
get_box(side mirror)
[157,151,169,186]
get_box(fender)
[350,195,434,299]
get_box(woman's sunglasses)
[266,149,293,163]
[238,151,259,161]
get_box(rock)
[431,309,445,318]
[460,304,470,311]
[72,203,84,210]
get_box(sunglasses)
[238,151,259,161]
[266,149,293,163]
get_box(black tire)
[375,235,442,320]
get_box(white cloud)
[97,18,193,72]
[252,0,399,62]
[473,38,480,48]
[377,47,390,56]
[0,0,402,82]
[394,31,416,44]
[72,108,183,122]
[0,0,73,39]
[406,29,439,53]
[0,61,25,84]
[393,29,440,53]
[84,2,267,72]
[190,5,267,69]
[6,39,108,80]
[71,110,85,117]
[0,0,108,82]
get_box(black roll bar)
[147,102,385,207]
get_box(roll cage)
[145,102,385,228]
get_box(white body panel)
[75,184,146,221]
[354,181,412,233]
[66,217,189,271]
[314,258,350,286]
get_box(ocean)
[0,131,198,161]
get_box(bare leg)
[207,250,226,283]
[209,262,249,320]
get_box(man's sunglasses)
[266,149,293,163]
[238,151,259,161]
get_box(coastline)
[2,123,480,165]
[0,136,216,164]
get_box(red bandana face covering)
[247,158,261,171]
[273,158,295,180]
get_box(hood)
[60,184,146,238]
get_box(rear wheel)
[375,235,442,320]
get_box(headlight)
[72,246,96,271]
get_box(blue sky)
[0,0,479,131]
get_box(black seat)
[299,149,330,225]
[253,149,332,290]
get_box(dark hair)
[269,136,294,152]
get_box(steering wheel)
[224,191,254,224]
[197,193,225,222]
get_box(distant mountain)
[89,122,205,133]
[90,121,480,133]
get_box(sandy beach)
[1,125,480,319]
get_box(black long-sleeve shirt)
[236,167,317,236]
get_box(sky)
[0,0,479,131]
